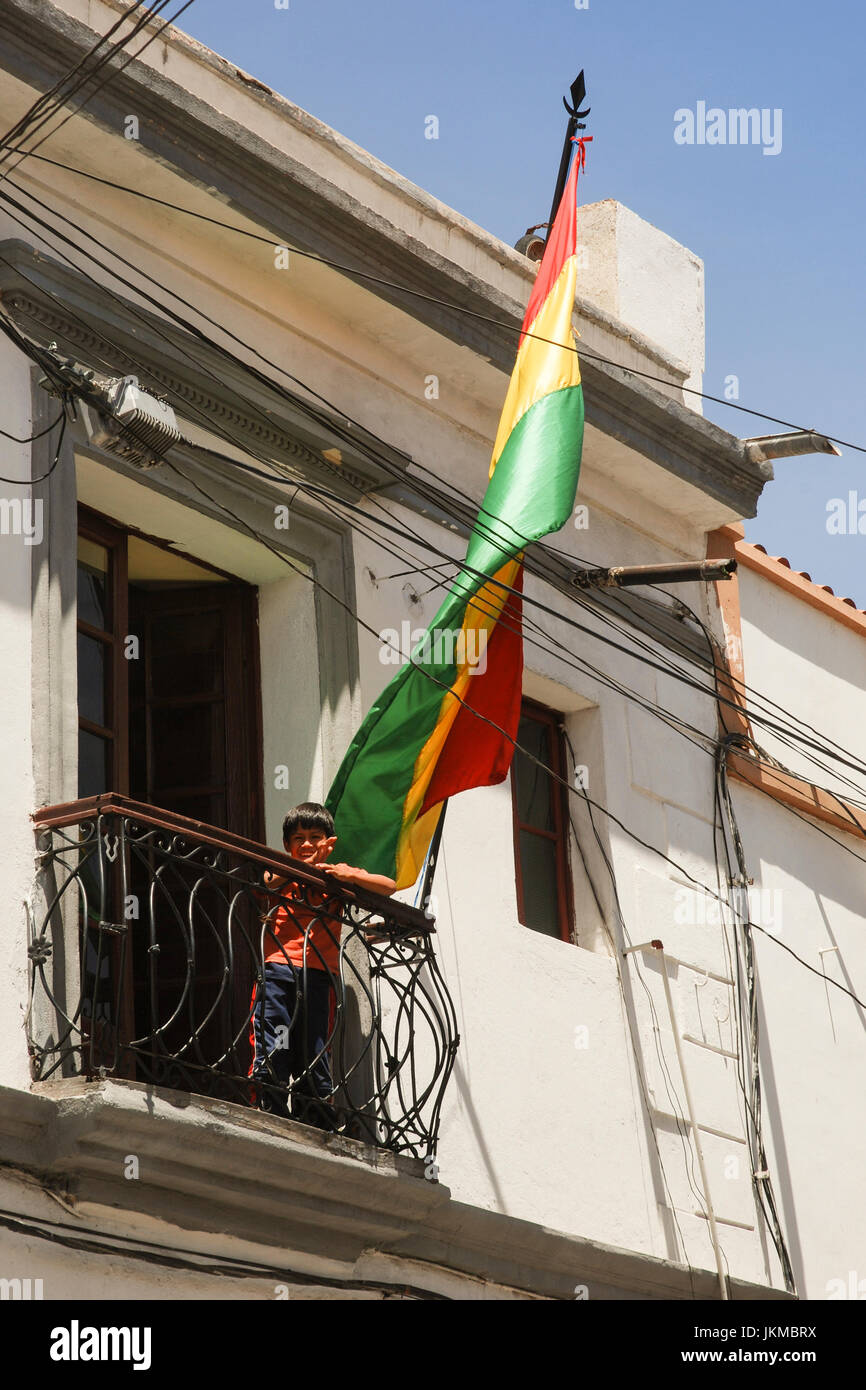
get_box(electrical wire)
[8,144,866,456]
[6,162,865,815]
[0,408,64,444]
[3,168,861,1295]
[2,160,865,1016]
[6,190,866,906]
[567,731,793,1292]
[0,410,66,482]
[713,742,797,1292]
[0,38,856,1300]
[6,164,866,811]
[0,2,192,189]
[0,1202,445,1298]
[165,444,766,1026]
[652,584,866,856]
[1,21,866,822]
[6,201,866,881]
[563,739,704,1284]
[164,445,866,1014]
[662,576,857,1291]
[0,197,734,753]
[0,1,150,160]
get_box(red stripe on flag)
[420,570,524,814]
[518,155,579,348]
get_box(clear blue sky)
[182,0,866,603]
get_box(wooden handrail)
[32,793,432,933]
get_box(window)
[510,698,574,942]
[76,506,263,839]
[77,515,129,798]
[75,506,265,1084]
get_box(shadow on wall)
[737,786,866,1296]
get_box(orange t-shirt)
[260,880,342,975]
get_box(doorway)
[76,507,264,1088]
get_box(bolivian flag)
[326,141,587,887]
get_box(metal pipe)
[573,558,737,590]
[743,431,841,463]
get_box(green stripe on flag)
[326,383,584,877]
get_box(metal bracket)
[97,920,127,936]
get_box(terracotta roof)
[716,524,866,635]
[748,544,863,610]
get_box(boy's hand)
[321,862,359,884]
[322,863,397,897]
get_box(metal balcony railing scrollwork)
[28,796,459,1160]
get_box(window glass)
[513,715,554,830]
[511,702,572,942]
[78,728,111,798]
[518,830,560,937]
[77,632,108,728]
[77,538,109,631]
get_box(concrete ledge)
[0,1079,793,1300]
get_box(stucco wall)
[728,779,866,1299]
[0,8,849,1299]
[737,565,866,801]
[259,569,325,843]
[0,335,38,1090]
[728,565,866,1299]
[347,492,787,1287]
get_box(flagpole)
[419,800,448,918]
[416,79,590,913]
[545,71,591,233]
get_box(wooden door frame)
[77,504,265,1082]
[77,503,264,842]
[77,507,130,796]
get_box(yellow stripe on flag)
[394,556,522,886]
[489,253,581,477]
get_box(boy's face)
[285,825,336,866]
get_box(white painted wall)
[738,565,866,801]
[259,568,325,843]
[728,564,866,1299]
[579,199,705,397]
[349,485,784,1285]
[0,333,38,1090]
[1,5,860,1301]
[728,779,866,1300]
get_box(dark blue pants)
[250,962,334,1129]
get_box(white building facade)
[0,0,861,1301]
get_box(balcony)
[27,796,459,1160]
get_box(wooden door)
[128,583,261,837]
[127,582,262,1091]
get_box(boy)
[249,801,396,1129]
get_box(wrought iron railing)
[28,796,459,1159]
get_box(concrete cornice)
[0,1079,792,1301]
[0,0,685,377]
[0,238,408,496]
[0,0,771,519]
[0,239,715,668]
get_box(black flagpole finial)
[564,70,591,125]
[546,70,591,234]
